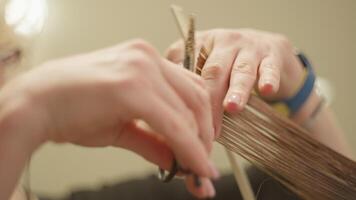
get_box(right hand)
[0,39,218,198]
[166,29,305,136]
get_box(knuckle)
[232,62,256,76]
[124,50,152,71]
[128,38,149,48]
[165,43,183,61]
[115,72,151,91]
[166,45,178,55]
[127,39,155,55]
[227,31,242,41]
[275,34,292,48]
[201,64,224,80]
[167,120,184,137]
[174,110,198,135]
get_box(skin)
[166,28,352,195]
[5,28,352,200]
[166,29,306,137]
[1,39,218,200]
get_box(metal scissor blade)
[183,16,195,71]
[171,5,195,72]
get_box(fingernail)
[225,93,242,113]
[260,79,276,94]
[208,161,220,179]
[206,181,216,198]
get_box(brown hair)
[194,42,356,198]
[217,95,356,200]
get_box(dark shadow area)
[39,167,301,200]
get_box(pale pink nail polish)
[207,183,216,198]
[225,93,242,113]
[260,79,276,95]
[208,161,220,179]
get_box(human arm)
[1,39,219,200]
[166,28,352,157]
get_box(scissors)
[157,9,202,188]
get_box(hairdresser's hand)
[166,29,305,136]
[0,39,218,198]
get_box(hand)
[0,39,218,198]
[166,29,305,136]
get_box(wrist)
[290,87,320,124]
[271,52,317,118]
[0,89,44,200]
[0,83,48,153]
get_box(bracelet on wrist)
[270,52,316,117]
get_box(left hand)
[0,40,217,199]
[166,28,306,137]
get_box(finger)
[114,121,173,170]
[125,91,218,179]
[202,45,238,137]
[258,55,281,97]
[165,39,184,64]
[181,67,207,88]
[165,58,206,89]
[160,60,214,152]
[224,49,261,113]
[185,176,216,199]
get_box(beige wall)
[26,0,356,197]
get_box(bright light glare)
[5,0,47,36]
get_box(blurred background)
[1,0,355,198]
